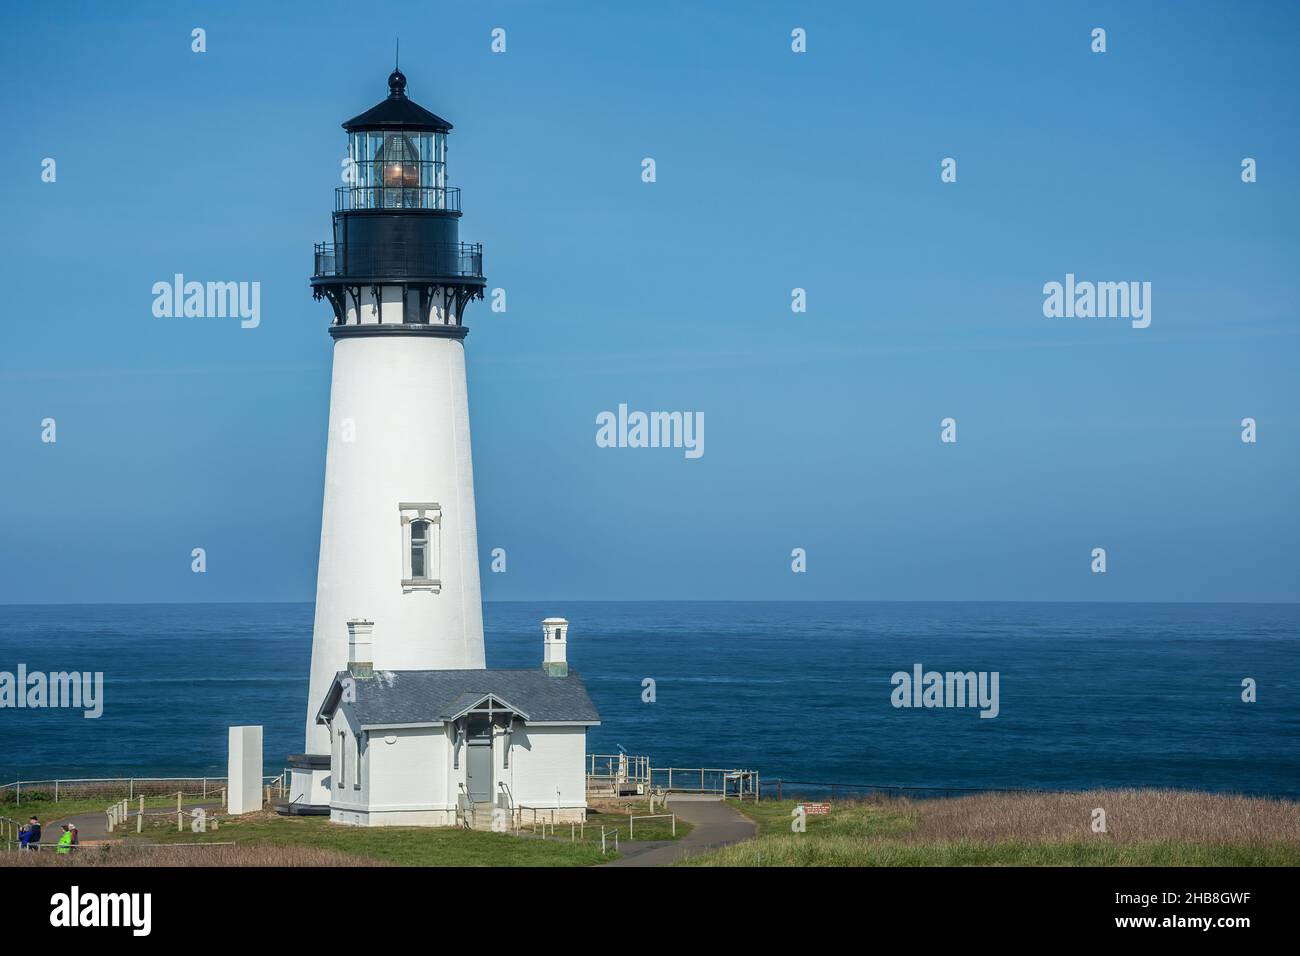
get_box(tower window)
[399,503,442,592]
[411,520,429,578]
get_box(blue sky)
[1,0,1297,603]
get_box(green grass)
[131,813,614,866]
[725,798,916,838]
[132,803,690,865]
[679,798,1300,867]
[583,805,691,843]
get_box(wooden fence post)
[176,791,183,831]
[137,794,144,833]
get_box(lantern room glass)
[347,130,447,209]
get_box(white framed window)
[399,502,442,591]
[339,730,348,788]
[329,723,339,790]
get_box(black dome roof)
[342,69,453,133]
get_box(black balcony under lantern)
[311,68,485,336]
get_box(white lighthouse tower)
[289,68,487,807]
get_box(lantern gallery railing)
[313,241,484,279]
[335,185,461,212]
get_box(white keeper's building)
[316,618,598,827]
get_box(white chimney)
[542,618,568,677]
[347,619,374,678]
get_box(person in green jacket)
[56,825,73,854]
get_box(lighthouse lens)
[374,133,422,208]
[346,130,443,209]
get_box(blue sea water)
[0,602,1297,797]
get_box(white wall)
[367,726,449,811]
[325,706,368,811]
[503,726,588,811]
[227,726,263,815]
[303,333,485,756]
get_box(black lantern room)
[311,69,485,336]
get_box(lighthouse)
[289,68,488,807]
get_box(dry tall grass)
[908,789,1300,845]
[682,789,1300,866]
[0,843,376,867]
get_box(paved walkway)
[35,802,221,844]
[601,796,756,867]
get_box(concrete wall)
[227,726,263,815]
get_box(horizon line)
[2,599,1298,608]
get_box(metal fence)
[759,778,1053,801]
[587,753,649,785]
[649,768,759,798]
[586,754,759,800]
[313,240,483,279]
[335,184,461,212]
[0,773,287,806]
[584,758,1052,804]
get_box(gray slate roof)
[319,669,600,727]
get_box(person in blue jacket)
[26,817,41,851]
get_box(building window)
[399,503,441,591]
[339,730,348,788]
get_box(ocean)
[1,602,1297,797]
